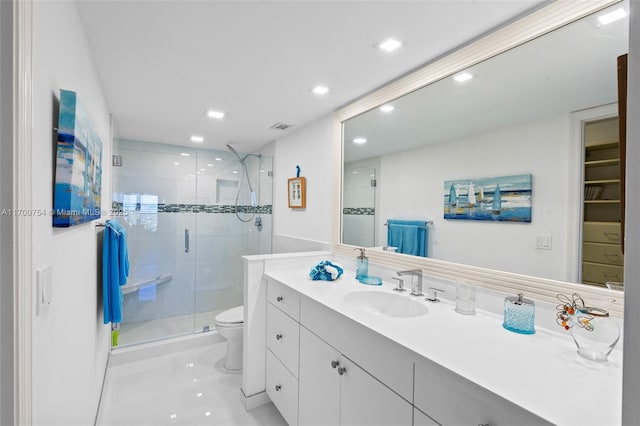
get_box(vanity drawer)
[266,349,299,426]
[583,222,622,244]
[267,278,300,321]
[582,261,624,284]
[582,242,623,266]
[414,358,550,426]
[267,302,300,377]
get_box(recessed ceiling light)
[232,170,239,174]
[200,168,205,171]
[353,137,367,144]
[380,104,395,113]
[215,158,222,161]
[173,162,180,166]
[453,72,473,83]
[352,171,359,174]
[378,37,402,53]
[180,153,190,157]
[190,135,204,143]
[312,85,329,95]
[598,8,627,25]
[207,163,213,167]
[207,110,225,119]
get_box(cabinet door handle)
[275,384,281,391]
[276,333,283,340]
[337,367,347,376]
[276,296,284,302]
[331,360,339,368]
[184,229,190,253]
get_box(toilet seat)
[215,306,244,325]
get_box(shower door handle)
[184,229,190,253]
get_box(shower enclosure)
[112,139,272,346]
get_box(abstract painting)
[443,174,532,222]
[53,89,103,227]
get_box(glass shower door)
[114,140,198,345]
[192,149,273,330]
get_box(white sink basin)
[342,290,428,318]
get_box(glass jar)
[569,307,620,362]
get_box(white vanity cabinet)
[414,357,551,426]
[264,275,556,426]
[266,279,301,426]
[298,326,413,426]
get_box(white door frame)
[569,103,619,284]
[13,0,33,423]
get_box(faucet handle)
[426,287,444,303]
[391,276,406,292]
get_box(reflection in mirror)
[342,2,628,285]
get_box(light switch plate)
[36,265,53,315]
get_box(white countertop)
[265,268,622,426]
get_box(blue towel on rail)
[387,219,428,257]
[103,220,129,324]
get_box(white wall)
[32,2,111,424]
[0,1,13,423]
[377,114,574,280]
[273,115,334,252]
[622,0,639,422]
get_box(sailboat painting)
[443,174,532,222]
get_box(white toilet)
[214,306,244,370]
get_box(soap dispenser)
[355,248,369,280]
[502,292,536,335]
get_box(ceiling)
[76,0,547,154]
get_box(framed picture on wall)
[288,177,306,208]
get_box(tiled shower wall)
[113,139,272,327]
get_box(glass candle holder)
[455,282,476,315]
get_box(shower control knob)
[276,296,283,302]
[337,367,347,376]
[331,360,339,368]
[276,334,283,340]
[275,385,281,391]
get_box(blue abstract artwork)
[53,89,103,227]
[443,174,532,222]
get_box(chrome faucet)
[396,269,423,296]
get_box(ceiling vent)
[270,122,293,130]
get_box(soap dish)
[358,276,382,286]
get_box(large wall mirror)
[339,0,628,292]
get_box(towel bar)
[384,220,432,229]
[95,221,121,236]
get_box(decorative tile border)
[112,202,272,214]
[342,207,375,216]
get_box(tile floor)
[97,340,287,426]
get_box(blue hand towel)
[387,219,428,257]
[103,220,130,324]
[310,260,344,281]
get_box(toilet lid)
[215,306,244,325]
